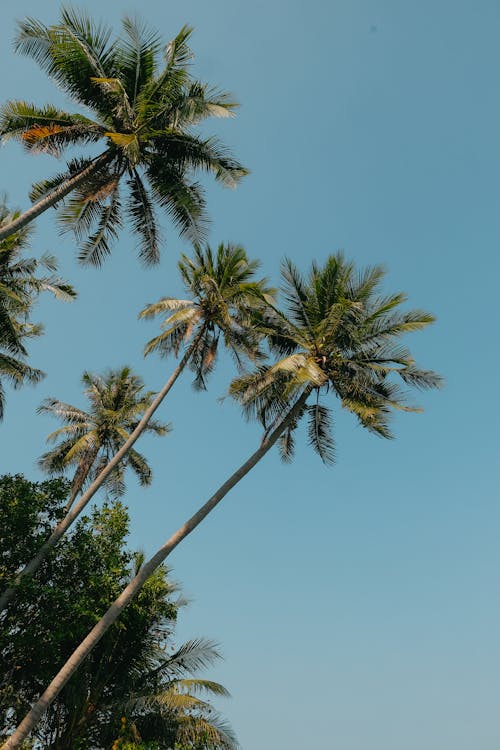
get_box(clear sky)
[1,1,499,748]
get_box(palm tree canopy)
[140,242,275,390]
[109,636,238,750]
[230,253,442,463]
[0,201,76,419]
[0,9,247,265]
[38,366,170,497]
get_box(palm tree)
[0,10,247,262]
[83,636,237,750]
[3,253,441,750]
[140,241,274,389]
[0,201,75,419]
[230,254,442,458]
[38,367,170,512]
[1,486,236,750]
[0,243,270,614]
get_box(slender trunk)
[0,331,204,614]
[2,390,310,750]
[0,152,112,242]
[63,445,100,515]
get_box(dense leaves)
[231,253,442,462]
[0,201,75,418]
[38,367,170,504]
[0,475,236,750]
[0,10,247,263]
[140,242,274,390]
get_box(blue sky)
[1,1,499,748]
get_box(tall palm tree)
[0,243,270,614]
[0,367,168,615]
[0,201,75,418]
[140,242,274,389]
[38,367,170,511]
[0,10,247,262]
[2,253,441,750]
[230,254,442,458]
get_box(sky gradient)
[1,1,499,748]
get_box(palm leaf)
[306,402,335,464]
[77,187,122,266]
[126,171,160,265]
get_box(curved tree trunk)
[1,390,309,750]
[0,330,204,615]
[0,151,112,242]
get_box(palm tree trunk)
[63,444,100,514]
[0,152,112,242]
[1,390,309,750]
[0,330,205,615]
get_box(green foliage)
[38,366,170,500]
[0,475,235,749]
[1,11,247,265]
[0,200,76,418]
[140,242,274,390]
[231,253,442,461]
[0,474,69,587]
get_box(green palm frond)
[230,252,441,462]
[175,711,238,750]
[16,9,116,117]
[0,101,103,154]
[152,132,248,188]
[77,186,122,266]
[117,16,161,105]
[126,170,160,265]
[7,11,248,263]
[38,367,169,496]
[143,307,200,357]
[142,243,273,395]
[306,402,335,464]
[175,678,231,698]
[139,297,194,319]
[0,199,74,418]
[145,160,208,244]
[279,420,297,463]
[155,638,222,678]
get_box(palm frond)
[146,162,208,243]
[117,16,160,105]
[139,297,194,319]
[306,402,335,464]
[152,132,248,188]
[126,171,160,265]
[77,186,122,266]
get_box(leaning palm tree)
[140,241,274,389]
[39,367,170,512]
[0,367,168,615]
[230,254,442,458]
[0,243,270,614]
[0,201,75,418]
[3,253,441,750]
[0,10,247,262]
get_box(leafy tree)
[0,243,270,613]
[140,242,274,390]
[0,202,75,419]
[0,10,247,261]
[0,474,68,593]
[0,475,235,750]
[3,253,441,750]
[39,367,170,510]
[230,253,442,458]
